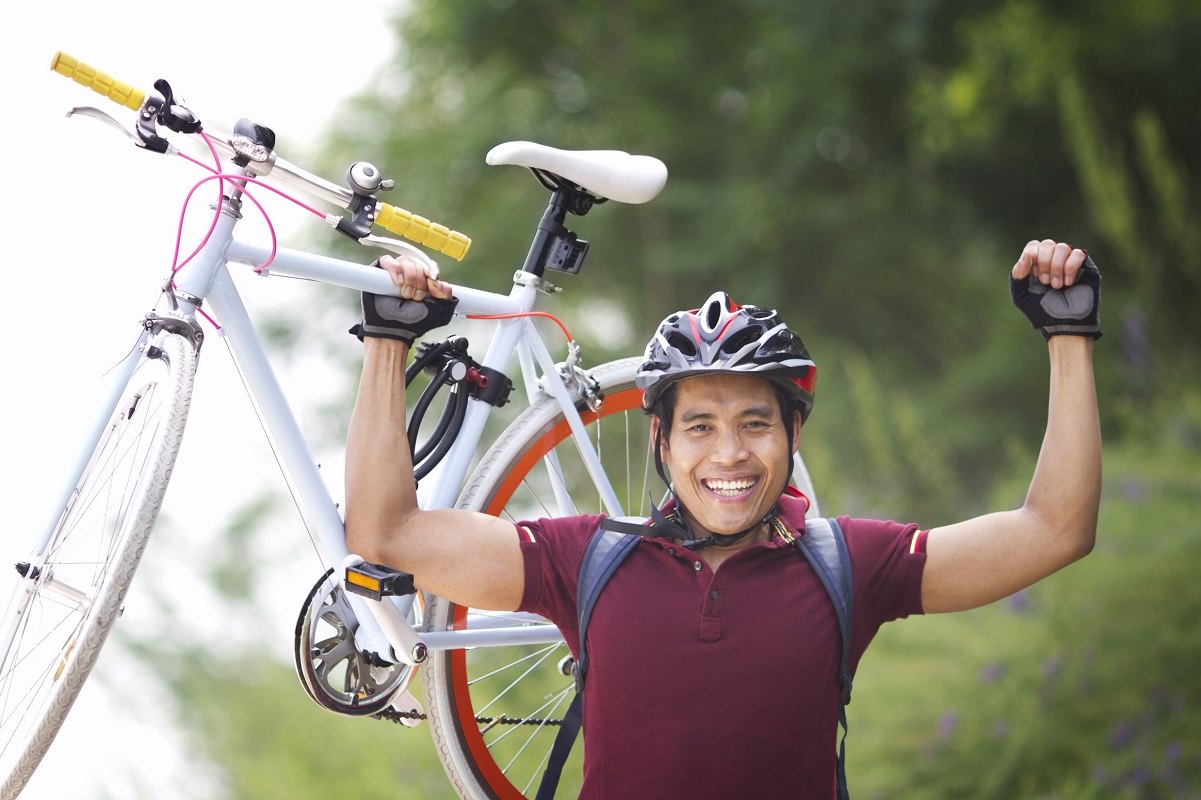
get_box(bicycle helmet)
[636,290,817,421]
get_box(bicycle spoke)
[498,683,574,773]
[471,643,561,718]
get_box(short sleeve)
[838,516,927,667]
[515,514,606,651]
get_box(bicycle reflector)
[344,562,417,600]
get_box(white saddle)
[486,140,668,205]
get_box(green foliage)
[163,654,456,799]
[305,0,1200,509]
[850,389,1201,799]
[908,0,1201,373]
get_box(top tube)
[224,241,537,319]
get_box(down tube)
[203,267,347,568]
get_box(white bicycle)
[0,53,820,800]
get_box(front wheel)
[0,329,197,799]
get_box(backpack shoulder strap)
[535,516,644,800]
[793,515,855,800]
[793,516,854,701]
[575,518,644,686]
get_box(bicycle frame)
[9,181,619,680]
[223,239,617,662]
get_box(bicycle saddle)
[486,141,667,205]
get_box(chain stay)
[372,707,564,728]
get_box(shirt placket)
[696,558,723,642]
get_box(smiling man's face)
[657,373,796,542]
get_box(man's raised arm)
[344,256,525,611]
[921,240,1103,613]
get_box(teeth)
[705,478,755,495]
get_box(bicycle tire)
[423,357,649,799]
[0,329,197,799]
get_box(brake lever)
[66,106,139,145]
[356,233,440,275]
[65,105,178,155]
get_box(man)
[344,240,1102,798]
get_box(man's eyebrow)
[677,404,775,424]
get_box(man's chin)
[691,515,767,540]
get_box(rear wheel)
[423,358,650,799]
[0,329,197,799]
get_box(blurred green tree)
[309,0,1201,518]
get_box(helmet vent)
[746,306,777,323]
[720,327,760,355]
[702,295,728,330]
[665,331,697,357]
[760,329,797,356]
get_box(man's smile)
[701,477,759,498]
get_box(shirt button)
[667,548,676,556]
[709,589,719,600]
[693,561,702,571]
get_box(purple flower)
[1109,722,1134,751]
[1006,589,1032,613]
[937,711,958,741]
[980,663,1007,684]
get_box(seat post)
[519,185,591,277]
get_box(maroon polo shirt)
[517,493,927,799]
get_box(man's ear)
[650,415,667,453]
[791,410,802,450]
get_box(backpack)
[535,515,855,800]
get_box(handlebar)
[50,51,472,261]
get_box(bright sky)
[0,2,399,796]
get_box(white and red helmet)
[636,291,817,421]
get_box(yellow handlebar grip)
[377,203,472,261]
[50,51,144,112]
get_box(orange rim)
[448,385,642,798]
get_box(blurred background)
[4,0,1200,797]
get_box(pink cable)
[169,172,280,272]
[159,134,345,331]
[170,135,328,276]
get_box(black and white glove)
[1009,254,1102,340]
[349,292,458,345]
[349,258,458,345]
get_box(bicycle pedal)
[344,562,416,600]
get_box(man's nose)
[710,429,749,464]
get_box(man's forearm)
[345,338,418,562]
[1024,336,1102,555]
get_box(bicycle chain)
[371,707,564,728]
